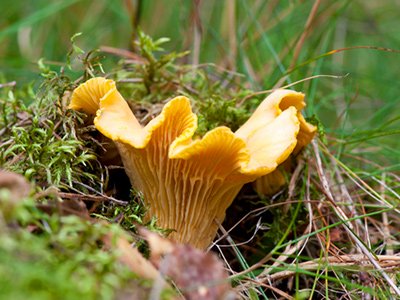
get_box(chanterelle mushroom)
[251,90,317,196]
[70,77,301,249]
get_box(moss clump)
[0,192,142,300]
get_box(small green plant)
[135,31,189,95]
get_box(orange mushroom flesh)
[70,78,301,249]
[251,90,317,196]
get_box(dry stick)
[58,192,119,203]
[69,182,128,205]
[0,115,31,137]
[99,46,145,61]
[296,160,314,262]
[220,224,280,300]
[289,0,321,71]
[192,0,202,66]
[215,244,236,277]
[227,0,237,71]
[331,158,356,214]
[274,0,322,89]
[283,159,305,213]
[312,140,400,296]
[287,159,305,199]
[0,81,16,89]
[332,15,348,123]
[267,254,400,282]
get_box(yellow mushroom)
[69,77,301,249]
[251,90,317,196]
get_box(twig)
[283,158,305,213]
[0,115,31,137]
[117,78,144,83]
[227,0,237,71]
[70,182,128,205]
[274,0,321,89]
[0,81,16,89]
[266,254,400,282]
[191,0,202,66]
[58,192,122,203]
[194,62,245,77]
[289,0,321,70]
[99,45,146,61]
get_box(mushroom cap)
[250,90,317,196]
[69,77,116,115]
[70,77,302,249]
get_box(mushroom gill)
[69,77,301,249]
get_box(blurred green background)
[1,0,399,169]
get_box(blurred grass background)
[1,0,399,169]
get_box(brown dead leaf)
[140,228,235,300]
[59,199,89,217]
[139,227,174,264]
[161,245,234,300]
[0,170,31,201]
[102,232,162,282]
[35,189,90,218]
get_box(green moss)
[0,195,141,300]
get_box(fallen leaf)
[102,232,162,282]
[140,228,235,300]
[0,170,31,201]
